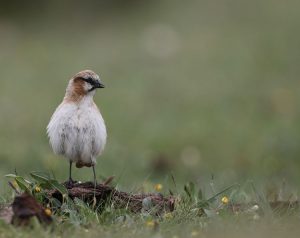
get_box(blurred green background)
[0,0,300,194]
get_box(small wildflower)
[145,220,159,231]
[44,208,52,216]
[163,212,173,219]
[221,196,229,204]
[146,220,155,227]
[154,183,163,192]
[34,186,41,193]
[191,231,199,237]
[146,220,159,230]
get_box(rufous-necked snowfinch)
[47,70,107,186]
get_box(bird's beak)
[94,81,105,88]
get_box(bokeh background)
[1,0,300,194]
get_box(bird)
[47,70,107,186]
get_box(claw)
[66,178,75,188]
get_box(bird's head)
[65,70,104,101]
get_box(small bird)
[47,70,107,186]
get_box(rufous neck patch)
[65,78,87,102]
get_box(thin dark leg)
[68,161,74,186]
[92,165,97,207]
[92,165,97,187]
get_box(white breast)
[47,96,107,166]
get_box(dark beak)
[94,81,105,88]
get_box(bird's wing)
[47,102,77,156]
[90,104,107,157]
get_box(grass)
[1,0,300,237]
[2,214,300,238]
[1,175,300,238]
[1,0,300,187]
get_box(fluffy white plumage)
[47,70,107,171]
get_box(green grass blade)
[206,183,239,203]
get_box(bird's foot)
[66,178,75,188]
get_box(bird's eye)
[87,77,94,84]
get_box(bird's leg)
[92,165,97,208]
[67,161,74,187]
[92,165,97,187]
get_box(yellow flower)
[221,196,229,204]
[154,183,163,192]
[163,212,173,219]
[44,208,52,216]
[34,186,41,193]
[146,220,155,227]
[191,231,199,236]
[145,220,159,230]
